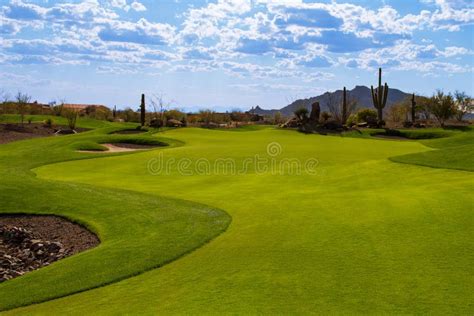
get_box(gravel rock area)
[0,215,99,282]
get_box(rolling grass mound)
[390,126,474,171]
[0,119,472,314]
[0,122,230,311]
[73,141,109,152]
[12,126,472,315]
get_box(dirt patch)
[0,214,99,282]
[79,143,158,153]
[0,123,88,144]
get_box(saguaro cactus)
[140,94,146,126]
[342,86,347,124]
[370,68,388,126]
[411,93,416,123]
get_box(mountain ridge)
[250,85,411,116]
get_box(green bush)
[356,109,377,123]
[346,114,357,126]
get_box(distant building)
[62,104,108,111]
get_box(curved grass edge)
[387,128,473,172]
[388,146,473,172]
[0,212,102,242]
[1,207,232,313]
[0,124,232,311]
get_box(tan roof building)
[62,104,108,111]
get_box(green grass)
[390,126,474,171]
[73,141,108,151]
[0,120,230,311]
[0,114,136,129]
[224,124,274,131]
[1,122,473,314]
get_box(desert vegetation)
[278,68,472,134]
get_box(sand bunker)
[79,143,158,153]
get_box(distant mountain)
[250,85,411,117]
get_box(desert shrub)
[164,109,186,121]
[428,91,456,127]
[121,108,139,123]
[453,91,472,121]
[84,106,111,120]
[320,111,331,122]
[346,114,357,126]
[198,109,215,124]
[52,104,63,116]
[294,107,309,122]
[62,108,78,130]
[388,102,410,123]
[273,111,284,125]
[15,92,31,125]
[149,118,164,128]
[326,90,357,124]
[44,118,54,128]
[355,109,377,123]
[230,111,247,122]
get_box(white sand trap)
[79,143,150,153]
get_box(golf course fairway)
[1,122,473,314]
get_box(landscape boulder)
[310,102,320,123]
[167,119,184,127]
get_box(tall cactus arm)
[371,85,378,108]
[377,68,383,106]
[382,83,389,109]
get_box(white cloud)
[109,0,130,11]
[131,1,147,12]
[98,18,176,45]
[0,0,471,80]
[351,40,471,73]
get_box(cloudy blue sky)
[1,0,473,111]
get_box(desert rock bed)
[0,123,88,144]
[0,215,99,282]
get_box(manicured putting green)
[1,116,473,314]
